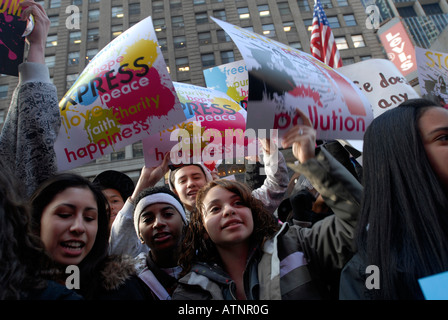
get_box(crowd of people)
[1,0,448,301]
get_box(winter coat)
[172,147,362,300]
[0,62,60,198]
[94,254,154,300]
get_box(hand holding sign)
[281,108,316,164]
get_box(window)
[68,52,80,65]
[258,5,270,17]
[46,34,58,47]
[133,142,143,158]
[194,0,206,4]
[176,57,190,72]
[217,29,231,42]
[321,0,333,8]
[422,3,443,15]
[198,32,211,45]
[152,1,164,12]
[158,38,167,51]
[89,0,100,3]
[335,37,348,50]
[262,24,276,38]
[111,25,123,39]
[173,35,186,48]
[360,55,372,61]
[238,7,250,19]
[69,31,82,44]
[129,3,140,15]
[201,53,215,67]
[397,6,417,18]
[170,0,182,9]
[343,14,357,26]
[351,34,366,48]
[283,21,295,33]
[86,48,98,62]
[289,41,302,50]
[45,55,56,68]
[153,18,165,32]
[336,0,348,6]
[49,0,61,8]
[0,85,8,99]
[195,12,208,24]
[213,10,226,21]
[0,110,4,125]
[327,16,340,28]
[278,2,291,15]
[49,15,59,27]
[89,9,100,22]
[172,16,184,28]
[66,74,78,89]
[72,0,82,5]
[112,6,123,18]
[342,57,355,65]
[304,19,313,31]
[87,28,99,42]
[298,0,310,12]
[221,51,234,64]
[111,148,125,161]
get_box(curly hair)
[0,162,53,300]
[178,179,280,276]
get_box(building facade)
[1,0,390,183]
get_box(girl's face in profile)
[201,186,254,248]
[40,187,98,266]
[419,107,448,193]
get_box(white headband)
[134,193,187,236]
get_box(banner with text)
[210,17,374,142]
[338,59,420,118]
[203,60,248,110]
[142,82,248,170]
[55,16,186,171]
[0,0,31,76]
[415,46,448,107]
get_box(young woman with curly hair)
[173,109,363,300]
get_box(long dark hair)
[178,179,280,276]
[29,173,109,299]
[0,161,53,299]
[357,98,448,299]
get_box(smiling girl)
[173,109,363,300]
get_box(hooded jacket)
[172,148,362,300]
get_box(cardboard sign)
[211,17,373,142]
[55,16,186,171]
[415,46,448,107]
[203,60,248,110]
[0,0,30,76]
[142,82,248,169]
[338,59,420,118]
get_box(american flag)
[310,0,343,68]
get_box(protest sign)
[0,0,32,76]
[203,60,248,110]
[210,17,373,142]
[55,16,186,171]
[415,46,448,107]
[142,82,248,170]
[338,59,420,118]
